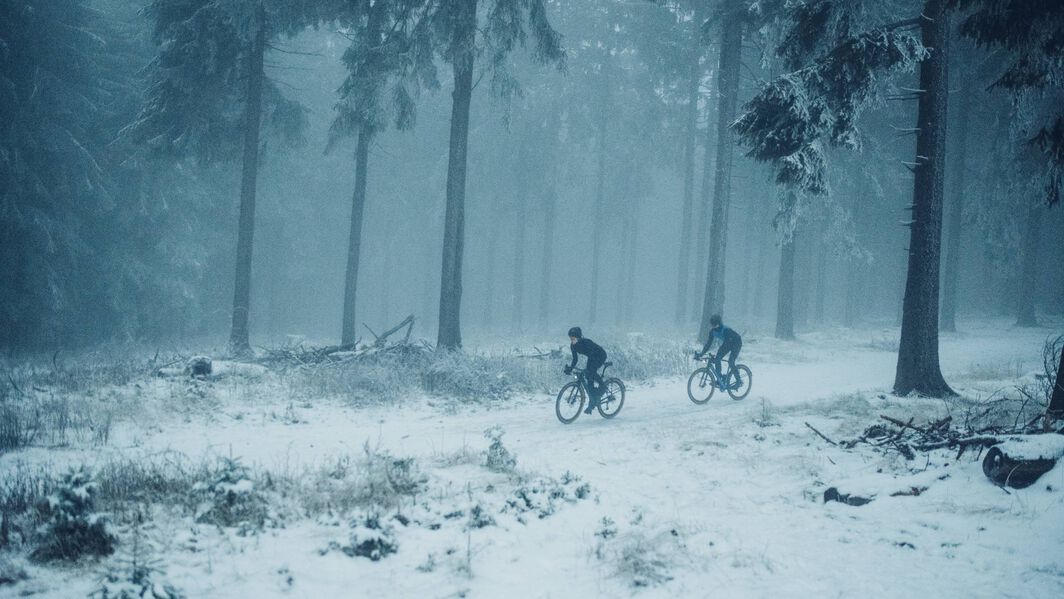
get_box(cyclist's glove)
[564,365,573,375]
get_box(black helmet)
[567,326,583,338]
[709,314,722,327]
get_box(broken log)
[982,446,1057,489]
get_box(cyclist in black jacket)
[696,314,743,389]
[564,326,607,413]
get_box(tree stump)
[982,446,1056,489]
[186,356,212,378]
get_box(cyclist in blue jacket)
[695,314,743,389]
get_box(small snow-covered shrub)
[90,513,183,599]
[31,466,116,562]
[193,457,269,531]
[484,426,517,473]
[503,472,591,521]
[302,446,427,515]
[595,521,689,589]
[323,514,398,561]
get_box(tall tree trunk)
[437,0,477,349]
[341,128,373,346]
[1015,203,1041,326]
[623,198,639,325]
[775,227,797,340]
[813,220,827,324]
[484,197,498,330]
[1049,343,1064,418]
[698,0,743,341]
[512,182,528,334]
[894,0,953,397]
[229,2,266,355]
[940,82,970,332]
[539,180,557,326]
[590,61,610,322]
[676,28,703,324]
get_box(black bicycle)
[687,354,752,404]
[555,362,626,424]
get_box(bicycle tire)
[726,365,753,400]
[555,381,585,424]
[597,378,625,419]
[687,367,715,404]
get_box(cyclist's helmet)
[568,326,583,338]
[709,314,722,327]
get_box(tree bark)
[775,227,797,340]
[1015,203,1041,326]
[590,59,610,323]
[676,22,703,325]
[512,180,528,334]
[539,178,557,326]
[341,128,372,346]
[436,0,477,349]
[229,1,266,355]
[813,221,827,324]
[940,81,970,332]
[894,0,954,397]
[1049,342,1064,417]
[698,0,743,341]
[484,197,498,330]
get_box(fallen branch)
[805,422,837,446]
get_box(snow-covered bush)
[502,471,591,521]
[595,520,690,589]
[90,513,183,599]
[323,514,398,561]
[483,426,517,473]
[31,466,116,562]
[192,457,269,531]
[303,445,427,515]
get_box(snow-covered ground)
[2,320,1063,598]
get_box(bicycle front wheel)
[726,365,752,400]
[597,378,626,419]
[687,368,716,404]
[555,381,586,424]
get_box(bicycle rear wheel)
[596,378,625,419]
[687,368,716,404]
[555,381,585,424]
[726,365,752,400]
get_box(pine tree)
[131,0,315,355]
[331,0,435,347]
[431,0,563,349]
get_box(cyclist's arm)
[569,345,579,369]
[699,332,715,356]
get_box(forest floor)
[2,319,1063,598]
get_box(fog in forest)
[2,0,1063,366]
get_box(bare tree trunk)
[512,182,528,334]
[1049,344,1064,417]
[698,0,743,341]
[590,60,610,323]
[436,0,477,349]
[484,197,498,330]
[676,29,702,324]
[895,0,954,397]
[229,2,266,355]
[341,128,373,346]
[1015,203,1041,326]
[539,180,557,327]
[775,227,797,340]
[940,82,970,332]
[813,220,827,325]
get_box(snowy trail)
[4,323,1062,598]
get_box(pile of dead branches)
[806,414,1030,462]
[254,315,429,371]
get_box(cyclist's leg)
[711,352,724,384]
[586,358,604,399]
[730,340,742,384]
[718,341,737,387]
